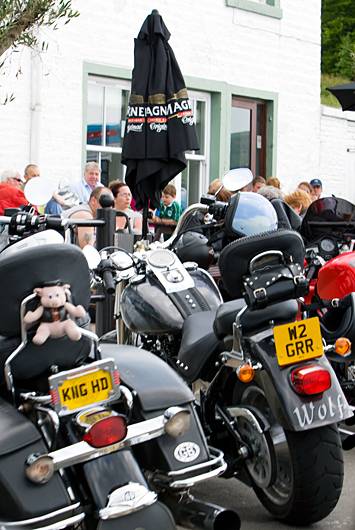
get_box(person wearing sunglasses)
[0,169,28,214]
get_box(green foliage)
[336,34,355,79]
[0,1,79,104]
[0,1,80,58]
[321,73,350,107]
[322,0,355,76]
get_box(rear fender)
[245,335,352,431]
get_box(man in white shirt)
[71,162,103,203]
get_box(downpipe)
[162,493,241,530]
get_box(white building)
[1,0,354,202]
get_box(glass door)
[230,97,266,177]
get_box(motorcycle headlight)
[25,453,54,484]
[164,407,191,438]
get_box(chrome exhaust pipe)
[163,494,241,530]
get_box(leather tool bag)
[243,261,308,309]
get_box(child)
[152,184,181,240]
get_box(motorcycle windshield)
[230,192,278,237]
[301,197,355,243]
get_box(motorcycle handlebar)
[102,270,115,295]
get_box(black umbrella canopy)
[328,82,355,112]
[122,10,199,214]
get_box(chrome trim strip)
[49,414,167,470]
[0,503,80,527]
[167,447,224,476]
[167,447,227,489]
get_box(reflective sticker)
[174,442,201,463]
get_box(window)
[226,0,282,19]
[86,76,210,207]
[178,90,210,208]
[86,76,130,186]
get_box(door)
[230,97,266,177]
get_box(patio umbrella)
[122,9,199,237]
[328,82,355,112]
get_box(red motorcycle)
[300,196,355,448]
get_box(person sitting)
[208,179,233,202]
[70,162,103,204]
[151,184,181,241]
[252,176,266,192]
[62,186,113,248]
[266,176,281,189]
[0,169,27,214]
[109,181,142,234]
[284,189,312,216]
[297,181,313,196]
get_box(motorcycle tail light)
[83,415,127,448]
[334,337,351,356]
[25,454,54,484]
[290,364,331,395]
[237,363,255,383]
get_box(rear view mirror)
[24,177,55,206]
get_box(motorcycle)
[299,195,355,448]
[93,191,352,525]
[0,209,240,530]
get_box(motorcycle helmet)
[174,231,214,270]
[224,191,278,238]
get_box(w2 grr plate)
[273,316,324,367]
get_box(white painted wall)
[319,106,355,201]
[1,0,350,198]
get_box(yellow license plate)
[49,359,119,415]
[273,317,324,367]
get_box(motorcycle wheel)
[233,382,343,525]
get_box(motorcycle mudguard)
[244,333,353,431]
[83,449,176,530]
[0,398,71,521]
[97,501,175,530]
[99,344,194,410]
[100,345,210,471]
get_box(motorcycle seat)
[0,397,41,455]
[177,310,223,383]
[214,298,299,338]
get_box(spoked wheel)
[234,383,344,525]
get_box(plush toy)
[24,281,86,345]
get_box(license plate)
[273,317,324,367]
[49,359,120,415]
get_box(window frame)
[226,0,282,19]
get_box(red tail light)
[290,364,331,395]
[83,415,127,448]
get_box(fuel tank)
[317,251,355,300]
[121,268,221,334]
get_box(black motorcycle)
[0,211,240,530]
[102,192,352,525]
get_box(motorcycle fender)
[97,501,175,530]
[247,335,353,431]
[100,344,194,410]
[134,402,210,473]
[84,450,175,530]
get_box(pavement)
[179,449,355,529]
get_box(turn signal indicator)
[334,337,351,356]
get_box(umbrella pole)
[142,202,149,240]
